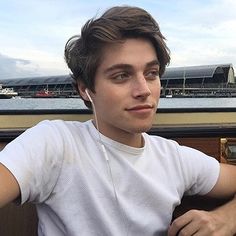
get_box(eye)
[112,72,131,82]
[145,69,159,80]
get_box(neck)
[113,133,144,148]
[92,120,144,148]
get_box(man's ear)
[78,82,90,102]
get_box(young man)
[1,5,236,236]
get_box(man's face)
[89,38,161,145]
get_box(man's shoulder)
[34,119,88,130]
[22,120,90,142]
[145,133,178,147]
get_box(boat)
[34,84,58,98]
[34,89,55,98]
[0,84,18,99]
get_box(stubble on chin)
[129,122,153,134]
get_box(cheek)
[93,91,116,110]
[151,81,161,96]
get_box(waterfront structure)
[0,64,235,98]
[161,64,235,97]
[0,75,74,98]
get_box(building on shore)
[0,75,75,98]
[161,64,235,97]
[0,63,235,98]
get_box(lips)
[126,104,154,111]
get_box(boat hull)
[0,94,13,99]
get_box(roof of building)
[0,75,71,86]
[161,63,234,80]
[0,64,234,86]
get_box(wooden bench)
[0,203,38,236]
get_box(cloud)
[0,53,41,79]
[161,0,236,70]
[0,0,235,77]
[0,49,69,80]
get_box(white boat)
[0,84,18,99]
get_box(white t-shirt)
[0,120,220,236]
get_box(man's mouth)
[126,104,154,111]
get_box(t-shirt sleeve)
[176,144,220,196]
[0,120,64,204]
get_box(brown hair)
[64,6,170,108]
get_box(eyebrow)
[146,59,160,68]
[104,59,160,74]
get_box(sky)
[0,0,235,79]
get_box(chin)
[139,119,154,131]
[130,123,153,133]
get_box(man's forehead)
[96,38,159,73]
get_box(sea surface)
[0,97,236,110]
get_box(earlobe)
[85,89,93,103]
[78,82,90,101]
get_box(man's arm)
[0,163,20,208]
[168,163,236,236]
[207,163,236,198]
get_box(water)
[159,97,236,109]
[0,98,87,110]
[0,97,236,110]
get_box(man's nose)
[131,76,151,98]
